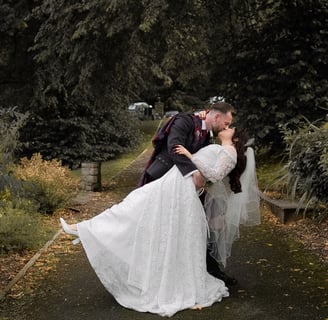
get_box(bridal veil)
[204,147,261,267]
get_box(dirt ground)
[0,148,152,299]
[1,147,328,303]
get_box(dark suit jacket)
[140,113,209,184]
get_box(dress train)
[76,166,229,317]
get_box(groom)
[138,101,237,286]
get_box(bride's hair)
[228,128,249,193]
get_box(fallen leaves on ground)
[1,188,327,299]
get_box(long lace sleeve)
[191,146,237,183]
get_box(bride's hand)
[198,110,207,119]
[174,145,192,159]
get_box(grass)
[256,161,287,192]
[101,119,162,184]
[72,119,163,185]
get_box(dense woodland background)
[0,0,328,258]
[0,0,327,167]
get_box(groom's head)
[206,102,235,133]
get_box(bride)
[60,127,260,317]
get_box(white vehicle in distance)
[128,102,158,120]
[128,102,149,112]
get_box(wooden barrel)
[81,162,102,191]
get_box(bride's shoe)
[60,218,78,236]
[72,238,81,245]
[60,218,80,244]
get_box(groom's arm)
[166,115,205,188]
[166,114,198,175]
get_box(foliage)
[0,106,29,167]
[0,189,46,253]
[15,0,218,166]
[13,153,79,214]
[20,107,141,168]
[214,0,328,151]
[281,120,328,220]
[256,161,288,195]
[0,106,31,208]
[0,0,37,108]
[17,0,153,167]
[0,0,327,162]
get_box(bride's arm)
[191,147,237,183]
[174,144,236,182]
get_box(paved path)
[1,149,327,320]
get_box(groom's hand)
[192,171,205,189]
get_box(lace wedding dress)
[77,144,238,317]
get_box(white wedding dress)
[77,144,238,317]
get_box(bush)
[0,107,29,168]
[281,121,328,220]
[13,153,79,214]
[0,189,47,253]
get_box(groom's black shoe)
[206,249,237,286]
[207,268,238,286]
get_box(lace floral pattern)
[77,145,232,317]
[191,145,236,183]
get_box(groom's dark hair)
[210,102,236,115]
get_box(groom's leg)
[206,250,237,286]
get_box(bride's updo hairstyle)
[228,128,249,193]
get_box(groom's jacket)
[138,112,209,186]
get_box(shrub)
[0,190,47,253]
[13,153,79,214]
[281,121,328,220]
[0,107,29,168]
